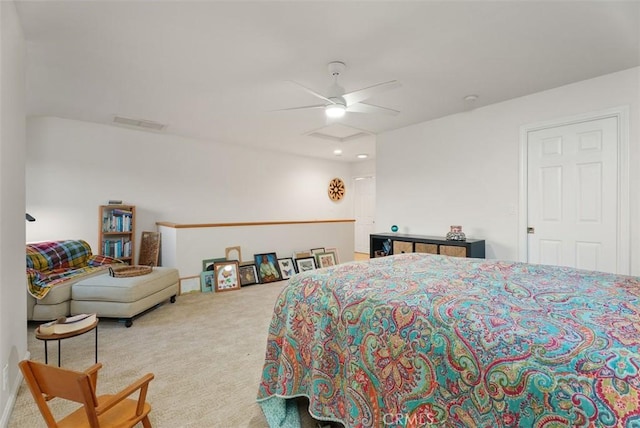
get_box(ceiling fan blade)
[287,80,335,104]
[346,102,400,116]
[271,104,326,112]
[342,80,401,106]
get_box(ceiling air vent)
[305,123,372,142]
[113,116,166,131]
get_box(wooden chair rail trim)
[156,219,355,229]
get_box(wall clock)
[328,177,345,202]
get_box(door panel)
[575,241,600,270]
[527,116,617,273]
[539,240,562,265]
[541,166,562,221]
[577,162,601,222]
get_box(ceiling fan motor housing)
[328,96,346,106]
[328,61,346,76]
[327,62,347,99]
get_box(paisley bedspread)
[257,253,640,427]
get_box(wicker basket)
[108,265,153,278]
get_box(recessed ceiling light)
[333,149,342,156]
[356,154,368,159]
[463,94,478,102]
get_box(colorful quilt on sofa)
[257,253,640,427]
[27,239,121,299]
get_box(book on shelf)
[103,238,131,258]
[38,313,97,335]
[102,213,132,232]
[111,208,133,216]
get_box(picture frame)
[293,250,312,259]
[316,252,337,269]
[310,247,325,257]
[254,252,282,283]
[238,263,259,287]
[202,257,226,272]
[324,247,340,264]
[225,246,242,262]
[277,257,296,280]
[295,256,317,273]
[213,260,241,292]
[200,271,214,293]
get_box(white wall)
[351,158,375,179]
[377,67,639,274]
[26,117,355,261]
[0,1,27,425]
[159,221,354,279]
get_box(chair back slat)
[19,360,101,427]
[27,361,92,403]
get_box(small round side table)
[35,318,99,367]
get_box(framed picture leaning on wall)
[293,250,312,259]
[254,252,282,283]
[294,256,317,273]
[324,247,340,264]
[213,260,241,292]
[202,257,226,272]
[310,247,325,257]
[316,252,337,269]
[200,271,214,293]
[277,257,296,280]
[239,263,259,286]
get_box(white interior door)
[354,177,375,254]
[527,116,618,273]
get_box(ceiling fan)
[278,61,401,118]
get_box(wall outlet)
[2,364,8,391]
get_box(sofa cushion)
[72,267,179,303]
[33,269,117,305]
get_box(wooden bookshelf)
[98,205,135,264]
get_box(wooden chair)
[18,359,154,428]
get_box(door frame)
[518,106,630,274]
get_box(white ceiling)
[14,1,640,162]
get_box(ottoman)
[71,267,179,327]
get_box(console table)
[370,233,485,259]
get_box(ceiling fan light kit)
[325,104,346,118]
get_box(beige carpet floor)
[9,281,324,427]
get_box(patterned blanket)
[27,239,121,299]
[257,253,640,427]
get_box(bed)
[257,253,640,427]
